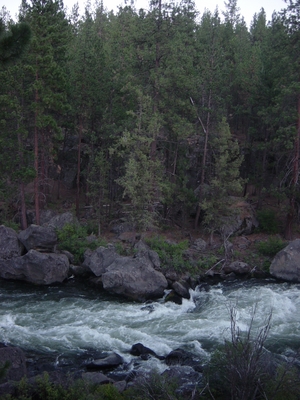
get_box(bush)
[204,307,300,400]
[56,223,106,264]
[5,374,126,400]
[145,236,189,271]
[257,236,287,257]
[205,307,272,400]
[256,209,279,234]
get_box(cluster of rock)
[1,212,300,302]
[0,342,204,397]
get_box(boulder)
[270,239,300,282]
[162,365,203,397]
[85,353,123,370]
[220,198,258,236]
[0,346,27,382]
[130,343,163,360]
[191,238,207,252]
[172,280,191,299]
[0,250,69,285]
[45,212,79,231]
[18,225,57,252]
[165,348,203,371]
[82,372,114,384]
[133,240,161,269]
[110,221,135,235]
[39,209,57,225]
[0,226,22,260]
[102,256,168,302]
[164,290,183,305]
[82,245,118,277]
[223,261,251,275]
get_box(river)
[0,278,300,373]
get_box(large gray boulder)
[220,198,259,236]
[102,257,168,302]
[0,226,22,260]
[0,250,69,285]
[270,239,300,282]
[18,225,57,252]
[45,212,79,231]
[82,245,118,276]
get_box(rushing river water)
[1,278,300,372]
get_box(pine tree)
[21,0,71,224]
[201,118,244,238]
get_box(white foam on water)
[1,281,300,360]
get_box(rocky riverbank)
[1,211,300,397]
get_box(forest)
[0,0,300,239]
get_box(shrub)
[56,223,106,264]
[256,209,279,234]
[204,307,300,400]
[257,236,287,257]
[145,236,189,271]
[7,374,127,400]
[205,307,273,400]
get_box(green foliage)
[1,220,19,232]
[0,20,31,64]
[5,373,126,400]
[56,223,106,264]
[115,89,166,230]
[145,236,189,271]
[256,209,279,234]
[197,254,218,270]
[201,119,244,235]
[256,236,287,256]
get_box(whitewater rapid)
[0,279,300,367]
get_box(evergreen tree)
[21,0,71,224]
[201,118,244,238]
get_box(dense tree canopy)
[1,0,299,237]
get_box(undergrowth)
[56,223,106,264]
[145,236,189,272]
[256,236,287,257]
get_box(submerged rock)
[85,353,124,370]
[130,343,164,360]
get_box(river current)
[0,278,300,372]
